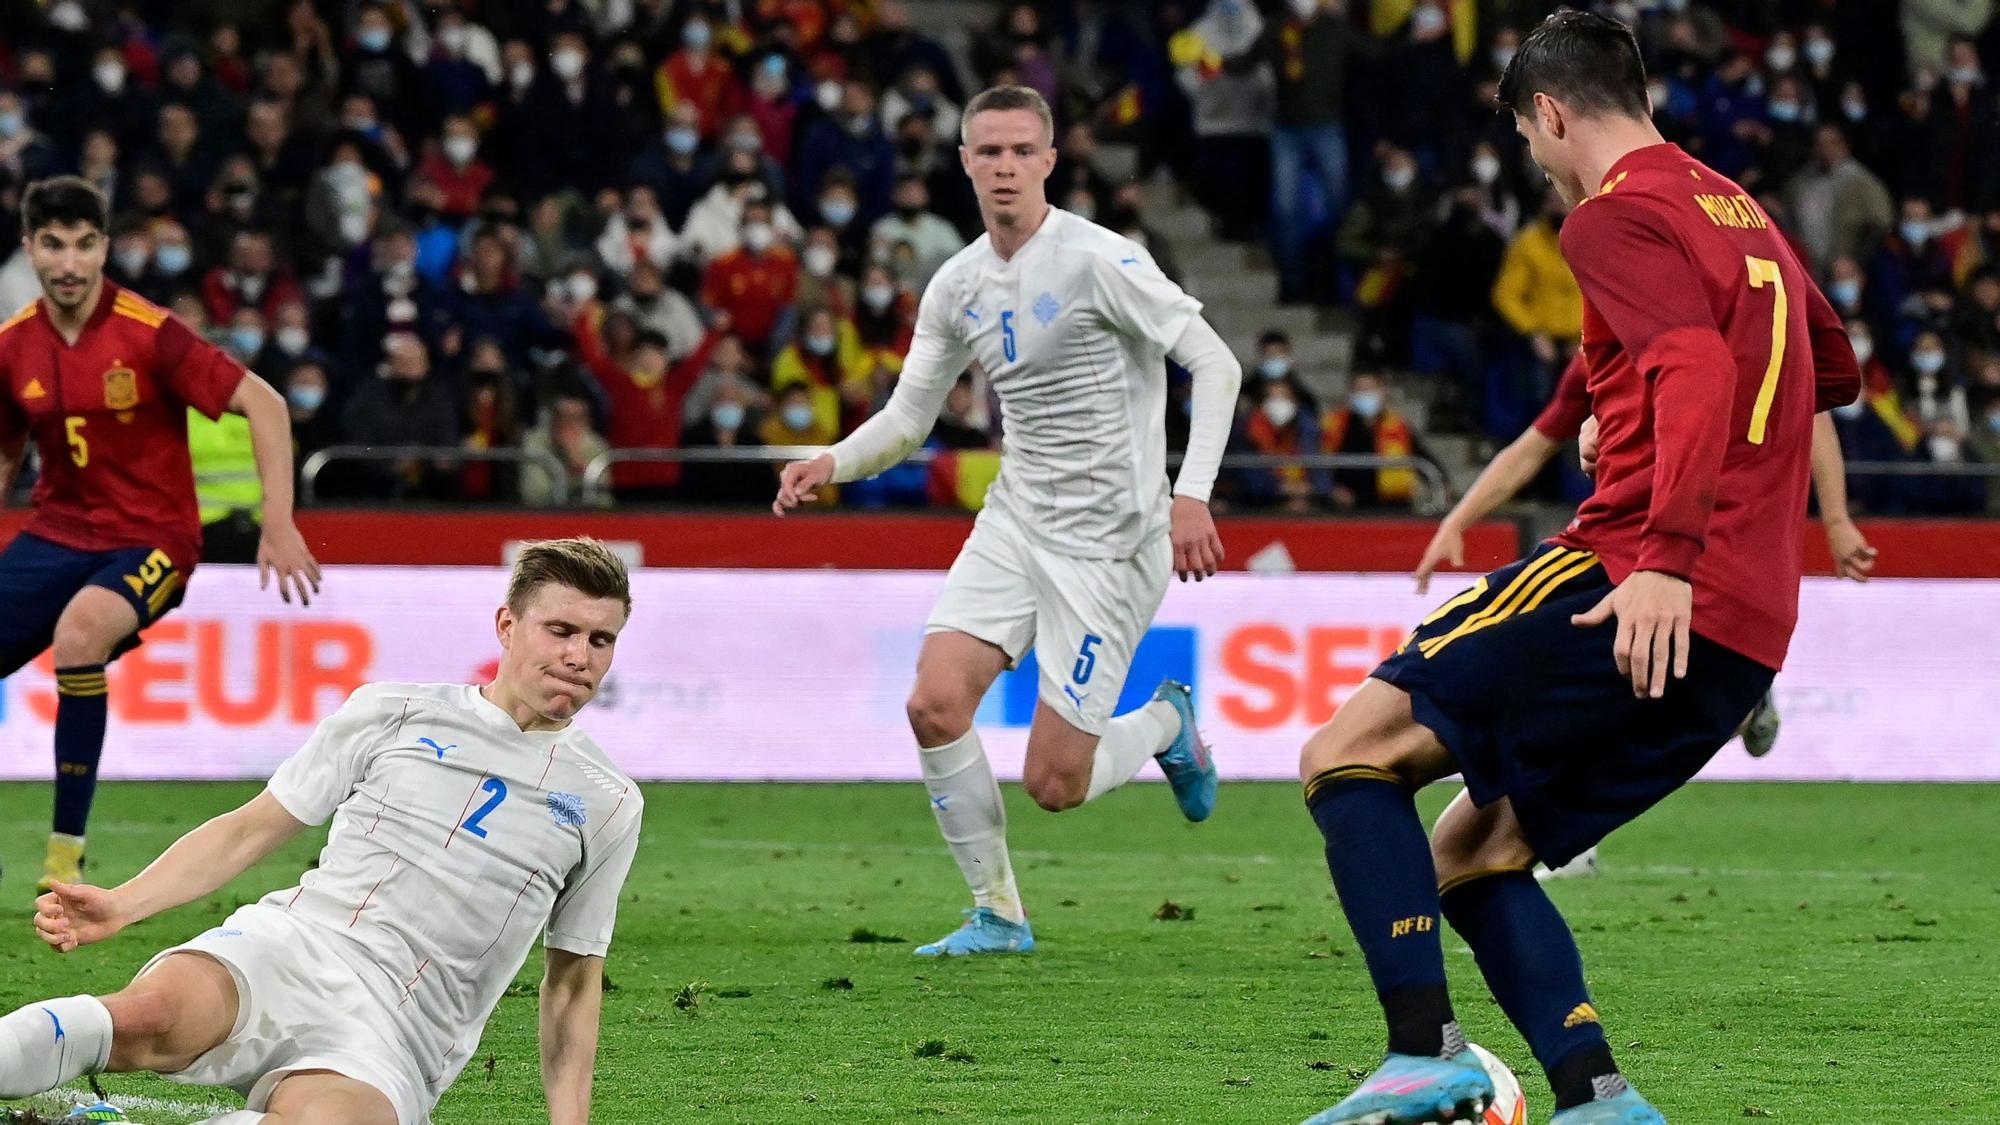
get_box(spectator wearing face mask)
[424,9,499,120]
[1235,379,1326,512]
[814,168,868,255]
[656,16,746,141]
[414,115,495,220]
[75,46,160,156]
[1904,330,1969,429]
[743,55,801,165]
[1321,372,1436,510]
[515,32,620,197]
[852,264,916,370]
[627,101,716,230]
[794,226,853,317]
[1335,145,1434,316]
[679,381,773,504]
[595,185,682,279]
[760,382,841,479]
[771,305,872,433]
[1169,0,1275,244]
[1409,184,1506,436]
[1869,197,1956,324]
[700,201,800,354]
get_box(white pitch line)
[17,1085,241,1121]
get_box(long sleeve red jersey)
[1553,143,1860,671]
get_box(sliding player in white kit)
[5,538,640,1125]
[775,86,1244,957]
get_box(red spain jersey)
[1554,144,1861,671]
[0,280,247,572]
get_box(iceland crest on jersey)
[547,791,588,827]
[1032,291,1061,327]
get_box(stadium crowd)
[0,0,1995,519]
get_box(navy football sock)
[1305,767,1457,1057]
[1440,869,1620,1108]
[52,664,109,838]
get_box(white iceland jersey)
[918,208,1202,558]
[261,682,642,1096]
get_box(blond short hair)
[961,84,1055,146]
[506,537,631,617]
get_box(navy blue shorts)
[1373,542,1774,867]
[0,532,188,676]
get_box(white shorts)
[137,904,433,1125]
[927,505,1171,734]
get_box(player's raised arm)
[228,372,324,605]
[1164,316,1240,580]
[773,273,972,515]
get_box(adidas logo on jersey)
[22,378,45,399]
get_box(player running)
[1296,13,1860,1124]
[1414,354,1877,880]
[0,175,322,894]
[9,538,640,1125]
[773,85,1242,957]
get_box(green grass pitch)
[0,780,1993,1122]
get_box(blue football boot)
[1151,680,1217,822]
[1301,1050,1494,1125]
[913,907,1035,956]
[64,1102,131,1122]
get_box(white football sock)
[1084,699,1180,802]
[0,994,112,1098]
[194,1112,268,1123]
[919,727,1024,924]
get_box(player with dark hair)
[0,175,322,894]
[1298,11,1860,1125]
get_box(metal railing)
[577,447,1454,512]
[300,445,572,505]
[1843,460,2000,478]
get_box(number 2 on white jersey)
[1744,255,1787,445]
[461,778,508,838]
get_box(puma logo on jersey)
[419,737,456,759]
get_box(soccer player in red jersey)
[1296,13,1861,1125]
[0,177,322,894]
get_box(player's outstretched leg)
[1738,687,1780,758]
[1298,681,1492,1125]
[1432,793,1656,1121]
[1149,680,1217,822]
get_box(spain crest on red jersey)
[103,364,138,410]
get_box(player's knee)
[51,601,127,666]
[1023,768,1086,812]
[905,685,974,747]
[101,988,185,1073]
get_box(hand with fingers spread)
[772,453,835,516]
[1413,521,1465,595]
[1169,496,1224,582]
[1571,569,1693,699]
[34,880,128,953]
[258,518,324,606]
